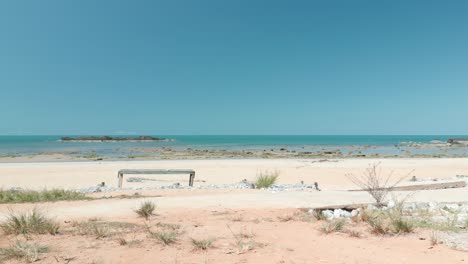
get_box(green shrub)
[390,217,414,234]
[255,170,279,189]
[0,189,88,204]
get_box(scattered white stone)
[322,210,334,220]
[444,204,460,211]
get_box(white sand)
[1,158,467,190]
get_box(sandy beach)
[2,158,468,190]
[0,158,467,263]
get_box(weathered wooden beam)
[301,203,381,212]
[118,169,195,175]
[117,169,196,188]
[348,180,466,192]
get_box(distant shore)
[58,135,170,142]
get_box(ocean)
[0,135,465,157]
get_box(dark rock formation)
[447,138,468,145]
[59,136,168,142]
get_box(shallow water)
[0,135,466,157]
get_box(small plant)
[346,163,409,207]
[155,222,181,231]
[367,216,390,235]
[72,221,120,239]
[0,242,48,262]
[0,209,59,235]
[348,230,362,238]
[231,215,244,222]
[190,237,215,250]
[92,224,110,239]
[320,219,346,234]
[135,201,156,219]
[386,205,414,234]
[152,230,179,245]
[117,236,128,246]
[227,226,257,254]
[277,215,294,222]
[390,217,414,234]
[429,231,440,246]
[254,170,279,189]
[294,210,314,222]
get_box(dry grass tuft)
[152,230,179,245]
[255,170,279,189]
[135,201,156,220]
[0,241,49,262]
[429,231,440,246]
[0,209,59,236]
[155,222,181,231]
[277,215,294,222]
[190,237,215,250]
[72,219,138,239]
[348,230,362,238]
[320,219,346,234]
[227,225,259,254]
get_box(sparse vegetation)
[152,230,179,245]
[277,214,294,222]
[348,230,362,238]
[0,210,59,235]
[390,216,414,234]
[73,221,111,239]
[294,210,314,222]
[367,216,390,235]
[227,226,258,254]
[430,231,440,246]
[311,210,328,221]
[135,201,156,219]
[155,222,181,231]
[254,170,279,189]
[360,205,414,235]
[346,163,409,207]
[231,215,244,222]
[0,242,49,262]
[71,219,139,239]
[320,219,346,234]
[190,237,215,250]
[0,189,89,203]
[117,236,128,245]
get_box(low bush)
[255,170,279,189]
[0,210,59,235]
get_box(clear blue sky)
[1,0,467,135]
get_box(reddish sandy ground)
[0,207,466,264]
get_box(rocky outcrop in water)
[59,136,168,142]
[447,138,468,145]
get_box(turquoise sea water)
[0,135,465,156]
